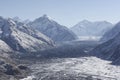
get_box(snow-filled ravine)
[21,56,120,80]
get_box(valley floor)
[22,56,119,80]
[20,41,120,80]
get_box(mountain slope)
[0,39,12,58]
[91,32,120,64]
[0,39,30,80]
[100,22,120,42]
[15,21,54,46]
[0,17,54,52]
[71,20,113,38]
[29,15,77,42]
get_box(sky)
[0,0,120,27]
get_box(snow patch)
[20,75,35,80]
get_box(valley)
[1,0,120,80]
[20,40,119,80]
[0,15,120,80]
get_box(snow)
[16,23,54,46]
[0,17,53,52]
[29,57,120,79]
[12,16,22,22]
[20,75,35,80]
[29,14,77,42]
[0,40,12,58]
[0,40,11,51]
[71,20,113,37]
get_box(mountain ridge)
[71,20,113,38]
[29,14,78,42]
[0,17,54,53]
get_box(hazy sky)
[0,0,120,27]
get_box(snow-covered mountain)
[100,22,120,42]
[12,16,31,24]
[71,20,113,39]
[0,17,54,52]
[15,21,54,46]
[29,15,77,42]
[12,16,22,22]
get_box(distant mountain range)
[71,20,113,39]
[0,15,118,58]
[0,15,120,79]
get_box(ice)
[29,57,120,79]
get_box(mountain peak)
[41,14,50,19]
[29,15,77,42]
[40,14,53,21]
[12,16,22,22]
[42,14,48,18]
[80,20,91,24]
[33,14,54,24]
[35,14,48,21]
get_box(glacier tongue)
[28,57,119,80]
